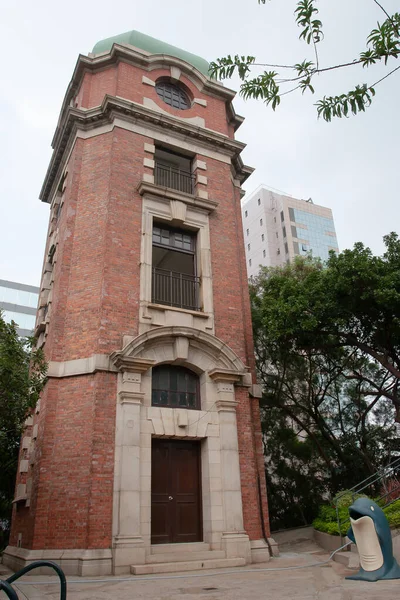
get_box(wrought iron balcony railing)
[152,267,200,311]
[155,163,194,195]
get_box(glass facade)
[2,310,36,331]
[0,284,38,308]
[0,281,39,336]
[290,208,338,262]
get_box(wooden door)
[151,439,202,544]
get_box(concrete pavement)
[1,540,399,600]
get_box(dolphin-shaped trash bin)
[346,497,400,581]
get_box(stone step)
[148,550,226,564]
[131,557,246,575]
[333,551,360,569]
[150,542,210,555]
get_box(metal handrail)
[155,163,195,195]
[334,456,400,540]
[152,267,200,311]
[0,560,67,599]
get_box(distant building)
[242,185,339,277]
[0,279,39,337]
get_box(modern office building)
[242,185,339,277]
[5,30,276,576]
[0,279,39,337]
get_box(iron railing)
[152,267,200,311]
[334,456,400,540]
[155,163,194,195]
[0,560,67,599]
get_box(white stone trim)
[19,460,29,473]
[47,354,117,378]
[143,97,205,128]
[2,546,112,576]
[197,189,209,200]
[193,159,207,171]
[142,173,155,184]
[196,174,208,186]
[142,75,155,87]
[144,143,155,154]
[170,66,181,81]
[193,98,207,107]
[138,194,214,333]
[111,327,251,573]
[143,157,155,169]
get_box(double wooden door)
[151,439,202,544]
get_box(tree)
[210,0,400,121]
[251,248,399,528]
[252,233,400,420]
[0,313,47,546]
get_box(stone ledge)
[138,181,218,213]
[2,546,112,576]
[47,354,118,378]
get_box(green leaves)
[209,55,256,81]
[316,85,376,121]
[295,0,324,44]
[0,313,47,538]
[240,71,280,108]
[367,14,400,64]
[211,2,400,121]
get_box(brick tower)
[5,31,275,575]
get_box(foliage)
[252,235,400,530]
[0,312,47,546]
[210,1,400,121]
[252,233,400,421]
[262,407,328,530]
[334,491,368,509]
[313,497,400,534]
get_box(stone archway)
[110,326,252,574]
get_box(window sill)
[148,303,210,318]
[138,181,218,213]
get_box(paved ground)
[1,540,399,600]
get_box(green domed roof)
[92,30,210,77]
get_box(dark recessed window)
[152,224,199,311]
[152,365,199,409]
[155,81,190,110]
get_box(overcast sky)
[1,0,399,286]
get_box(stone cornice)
[40,95,253,204]
[55,44,240,147]
[47,354,117,378]
[137,181,219,213]
[208,368,246,385]
[110,354,155,373]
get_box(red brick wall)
[10,54,270,552]
[76,61,232,137]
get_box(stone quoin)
[5,30,276,576]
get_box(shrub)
[313,497,400,535]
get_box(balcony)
[155,162,195,195]
[152,267,200,311]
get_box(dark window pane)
[152,365,199,409]
[155,81,190,110]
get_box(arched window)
[155,81,190,110]
[152,365,199,410]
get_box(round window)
[155,81,191,110]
